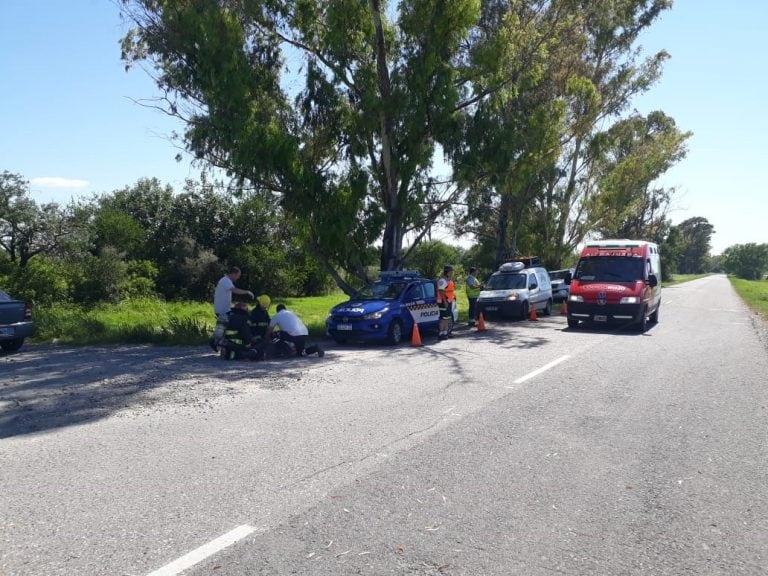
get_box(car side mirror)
[648,274,658,288]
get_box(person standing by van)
[465,266,483,326]
[437,265,455,340]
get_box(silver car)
[548,268,574,301]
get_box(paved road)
[1,275,767,575]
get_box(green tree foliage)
[403,239,463,280]
[722,243,768,280]
[540,0,674,267]
[674,216,714,274]
[451,0,573,268]
[119,0,486,284]
[5,257,69,306]
[591,112,691,240]
[0,171,81,267]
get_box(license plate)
[336,324,353,331]
[594,315,607,322]
[0,327,14,336]
[485,306,498,311]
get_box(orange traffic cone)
[528,304,538,321]
[560,300,568,315]
[411,322,423,346]
[477,312,487,332]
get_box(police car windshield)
[485,273,527,290]
[356,281,406,300]
[575,257,644,282]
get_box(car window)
[356,281,407,300]
[0,290,9,301]
[423,282,436,299]
[575,257,644,282]
[404,284,424,301]
[485,273,527,290]
[529,276,538,289]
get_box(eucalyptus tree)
[449,0,575,267]
[590,110,690,240]
[673,216,714,274]
[540,0,674,266]
[120,0,481,289]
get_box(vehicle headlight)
[569,295,583,302]
[506,294,518,301]
[363,308,387,320]
[620,296,639,304]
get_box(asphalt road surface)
[2,274,767,575]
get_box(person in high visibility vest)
[437,265,455,340]
[465,266,484,326]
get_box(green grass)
[32,295,350,346]
[665,273,711,286]
[729,277,768,319]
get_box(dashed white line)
[146,524,256,576]
[509,355,571,386]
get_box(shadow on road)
[1,315,579,439]
[0,343,320,439]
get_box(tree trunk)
[370,0,402,271]
[494,193,512,268]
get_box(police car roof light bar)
[379,270,422,279]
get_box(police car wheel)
[387,319,403,345]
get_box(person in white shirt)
[266,304,324,357]
[210,266,254,350]
[214,266,253,319]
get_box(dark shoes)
[316,345,325,358]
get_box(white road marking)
[146,524,256,576]
[510,355,571,385]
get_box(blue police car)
[326,271,457,344]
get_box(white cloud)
[31,177,90,189]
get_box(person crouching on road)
[266,304,324,357]
[437,265,455,340]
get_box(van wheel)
[543,299,552,316]
[387,319,403,345]
[520,301,529,321]
[567,318,579,329]
[636,308,648,332]
[649,304,660,324]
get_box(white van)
[476,261,553,320]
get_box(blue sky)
[1,1,765,255]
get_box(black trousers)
[275,332,321,356]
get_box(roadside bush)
[5,257,69,306]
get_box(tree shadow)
[0,344,320,439]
